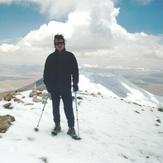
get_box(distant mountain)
[1,72,163,108]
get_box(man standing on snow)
[43,34,79,137]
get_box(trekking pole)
[34,94,49,132]
[74,92,81,139]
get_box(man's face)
[54,39,65,52]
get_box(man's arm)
[43,57,51,91]
[71,54,79,92]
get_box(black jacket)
[43,50,79,92]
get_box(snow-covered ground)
[0,74,163,163]
[80,73,163,108]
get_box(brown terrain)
[0,77,40,98]
[142,84,163,96]
[0,79,35,92]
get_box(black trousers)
[51,90,74,128]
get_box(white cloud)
[0,44,19,52]
[0,0,163,69]
[0,0,77,18]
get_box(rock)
[27,137,35,141]
[0,114,15,133]
[36,86,45,92]
[29,90,43,98]
[91,93,97,97]
[97,92,102,95]
[121,154,128,159]
[36,91,43,97]
[158,108,163,112]
[14,91,21,95]
[39,156,48,163]
[13,97,24,104]
[156,119,161,123]
[33,96,42,103]
[24,103,34,106]
[29,90,37,98]
[4,93,14,101]
[3,103,13,109]
[77,96,83,100]
[133,102,142,107]
[134,110,140,114]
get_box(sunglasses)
[55,41,65,45]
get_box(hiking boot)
[67,128,77,137]
[51,123,61,135]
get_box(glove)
[73,84,79,92]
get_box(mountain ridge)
[1,73,163,109]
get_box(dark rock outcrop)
[3,103,13,109]
[0,115,15,133]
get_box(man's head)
[54,34,65,52]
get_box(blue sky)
[116,0,163,35]
[0,3,49,43]
[0,0,162,43]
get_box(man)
[43,34,79,137]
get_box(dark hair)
[54,34,65,42]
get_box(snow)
[81,73,163,108]
[0,74,163,163]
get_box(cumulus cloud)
[0,0,77,18]
[0,44,19,52]
[0,0,163,69]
